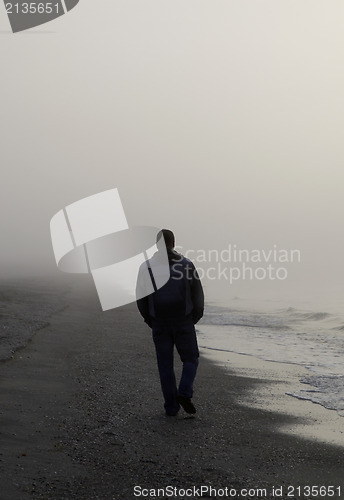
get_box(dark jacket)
[136,249,204,328]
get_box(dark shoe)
[165,412,178,417]
[177,395,196,414]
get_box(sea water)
[198,296,344,416]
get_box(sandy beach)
[1,278,344,500]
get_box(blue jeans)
[152,323,199,415]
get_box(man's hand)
[193,309,204,325]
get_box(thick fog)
[1,1,344,305]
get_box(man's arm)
[136,263,153,328]
[189,263,204,324]
[136,295,152,328]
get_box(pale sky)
[1,0,344,304]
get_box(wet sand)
[201,349,344,448]
[0,277,343,499]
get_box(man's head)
[156,229,175,250]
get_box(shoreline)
[1,278,344,499]
[200,347,344,448]
[0,276,71,362]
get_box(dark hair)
[156,229,175,249]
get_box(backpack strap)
[145,261,157,317]
[146,262,158,292]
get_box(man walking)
[136,229,204,417]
